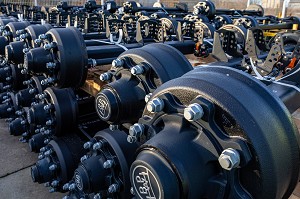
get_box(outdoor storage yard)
[0,0,300,198]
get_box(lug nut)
[109,124,119,131]
[43,130,52,135]
[127,135,137,143]
[41,79,49,85]
[218,148,240,171]
[62,183,69,191]
[22,48,28,54]
[23,80,32,85]
[3,85,11,90]
[103,159,114,169]
[112,58,124,67]
[46,62,56,69]
[47,78,55,84]
[40,147,47,152]
[144,93,152,103]
[46,120,54,126]
[34,39,41,45]
[68,183,76,191]
[44,43,52,50]
[49,188,56,193]
[83,141,93,149]
[29,88,36,94]
[50,42,57,48]
[93,141,104,150]
[147,98,164,113]
[44,182,50,187]
[16,30,23,35]
[131,65,144,75]
[44,149,53,156]
[51,180,59,187]
[44,139,50,144]
[3,31,10,36]
[22,48,29,53]
[184,103,204,121]
[5,77,11,81]
[38,34,47,40]
[15,110,22,115]
[44,42,56,50]
[49,164,57,171]
[22,132,28,137]
[129,123,144,137]
[44,104,53,111]
[94,193,102,199]
[38,154,44,160]
[20,33,28,40]
[80,155,89,162]
[99,72,112,82]
[108,183,120,193]
[38,93,48,99]
[21,69,28,74]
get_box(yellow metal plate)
[263,32,277,37]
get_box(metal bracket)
[136,19,160,44]
[249,44,282,75]
[212,31,228,62]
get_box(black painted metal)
[67,129,138,198]
[131,66,300,199]
[31,134,85,192]
[23,26,196,89]
[95,43,193,127]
